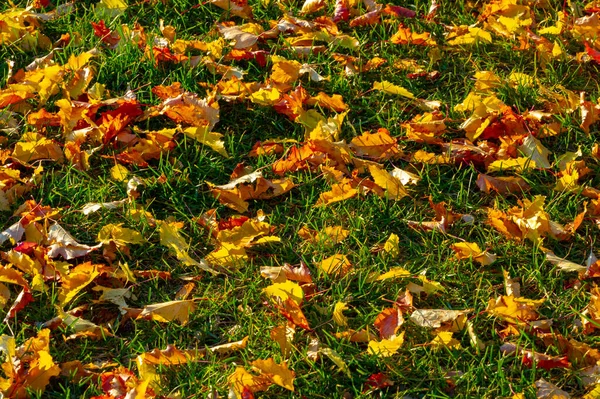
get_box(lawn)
[1,0,600,397]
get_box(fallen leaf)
[137,299,197,325]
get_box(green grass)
[1,0,600,398]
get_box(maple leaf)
[451,242,497,265]
[486,295,543,325]
[446,26,492,46]
[349,128,398,160]
[368,266,411,282]
[476,173,530,194]
[317,254,352,277]
[429,332,461,350]
[368,164,409,200]
[58,262,101,306]
[95,0,128,18]
[368,333,405,357]
[137,299,197,325]
[0,329,61,398]
[271,324,295,357]
[372,81,414,98]
[228,367,272,398]
[391,25,437,46]
[210,0,253,19]
[333,302,349,327]
[363,372,394,392]
[332,0,350,22]
[251,358,295,391]
[158,220,217,274]
[264,281,304,305]
[374,307,403,339]
[315,179,358,206]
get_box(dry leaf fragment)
[335,329,374,342]
[476,174,530,194]
[300,0,325,14]
[47,223,102,260]
[383,233,400,258]
[535,379,571,398]
[79,199,127,215]
[217,24,258,49]
[410,309,470,329]
[545,252,587,273]
[182,126,228,157]
[519,134,552,169]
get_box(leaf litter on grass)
[1,0,600,397]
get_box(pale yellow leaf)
[333,302,349,327]
[373,81,414,98]
[110,164,129,182]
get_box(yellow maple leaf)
[264,281,304,305]
[430,331,461,350]
[270,60,302,85]
[251,358,295,391]
[315,179,358,206]
[451,242,497,266]
[271,324,295,357]
[333,302,349,327]
[317,254,352,277]
[12,133,63,163]
[368,164,408,200]
[138,299,197,325]
[110,164,129,181]
[383,233,400,258]
[96,0,128,17]
[371,267,411,282]
[58,262,100,306]
[373,81,414,98]
[97,223,145,246]
[487,157,536,173]
[486,295,543,325]
[158,220,217,274]
[250,88,281,106]
[368,332,405,357]
[228,367,272,398]
[182,126,228,157]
